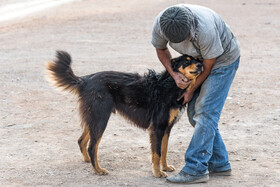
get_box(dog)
[46,51,203,178]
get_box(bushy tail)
[46,51,82,95]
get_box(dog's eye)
[182,62,191,68]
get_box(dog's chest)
[168,107,185,125]
[174,107,185,123]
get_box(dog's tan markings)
[186,57,191,61]
[152,153,168,178]
[178,65,197,80]
[78,126,90,162]
[187,80,197,91]
[149,127,168,178]
[161,133,175,172]
[178,65,200,91]
[93,138,108,175]
[169,109,179,125]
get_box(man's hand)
[177,90,194,105]
[176,58,217,105]
[155,48,190,89]
[172,72,191,90]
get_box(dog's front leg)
[149,127,167,178]
[161,130,175,172]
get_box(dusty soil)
[0,0,279,186]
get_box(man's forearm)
[188,58,216,92]
[156,48,174,76]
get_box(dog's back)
[46,52,182,130]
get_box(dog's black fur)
[46,51,202,178]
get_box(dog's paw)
[162,165,175,172]
[83,157,91,163]
[94,168,108,175]
[154,170,168,178]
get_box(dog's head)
[171,55,203,80]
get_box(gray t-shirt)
[151,4,240,70]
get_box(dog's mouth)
[190,66,203,75]
[190,69,202,75]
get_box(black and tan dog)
[46,51,202,178]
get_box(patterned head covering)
[160,6,197,43]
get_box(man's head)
[160,6,194,43]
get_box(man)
[151,4,240,184]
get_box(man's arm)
[156,48,191,89]
[179,58,216,104]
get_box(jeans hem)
[181,167,209,177]
[209,163,231,172]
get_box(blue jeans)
[182,57,240,176]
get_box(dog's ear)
[170,56,185,72]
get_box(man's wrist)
[186,86,195,93]
[168,69,176,78]
[169,71,175,77]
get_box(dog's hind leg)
[85,99,113,175]
[78,124,90,162]
[88,136,108,175]
[149,127,167,178]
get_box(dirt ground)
[0,0,279,186]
